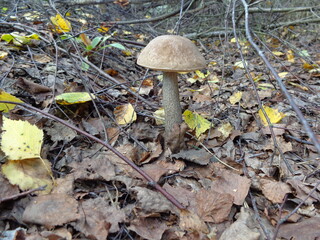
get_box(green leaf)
[108,42,125,50]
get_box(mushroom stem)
[162,72,183,134]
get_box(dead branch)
[239,0,320,156]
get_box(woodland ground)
[0,1,320,240]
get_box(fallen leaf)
[1,117,43,160]
[183,110,211,137]
[219,207,260,240]
[114,103,137,125]
[55,92,96,105]
[22,194,79,228]
[258,105,286,126]
[50,14,72,33]
[0,89,24,112]
[2,158,53,194]
[229,91,243,105]
[260,179,291,203]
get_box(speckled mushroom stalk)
[162,72,182,133]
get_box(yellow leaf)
[0,50,8,60]
[183,110,211,137]
[50,14,72,33]
[114,103,137,125]
[218,122,233,138]
[2,158,53,194]
[1,117,43,160]
[153,108,165,125]
[122,49,132,56]
[195,70,210,79]
[55,92,96,105]
[258,105,286,126]
[229,91,243,105]
[0,89,24,112]
[257,83,275,90]
[278,72,288,78]
[234,61,247,69]
[288,82,308,91]
[286,50,295,63]
[272,51,284,56]
[98,26,110,33]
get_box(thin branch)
[108,0,193,25]
[239,0,320,156]
[0,185,46,203]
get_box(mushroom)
[137,35,206,152]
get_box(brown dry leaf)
[219,207,260,240]
[133,186,176,213]
[128,217,168,240]
[45,121,77,142]
[287,179,320,204]
[72,198,125,240]
[16,78,51,94]
[195,188,234,223]
[139,163,170,182]
[172,148,211,165]
[261,124,286,136]
[179,209,209,234]
[69,153,116,181]
[0,173,19,202]
[265,136,292,153]
[210,168,251,205]
[260,179,292,203]
[278,217,320,240]
[41,228,72,240]
[130,122,160,142]
[22,194,80,228]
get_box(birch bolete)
[137,35,206,151]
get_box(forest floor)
[0,2,320,240]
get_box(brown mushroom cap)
[137,35,206,72]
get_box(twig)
[108,0,193,25]
[232,1,294,173]
[239,0,320,156]
[272,180,320,240]
[0,101,185,210]
[0,185,46,203]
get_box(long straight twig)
[239,0,320,156]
